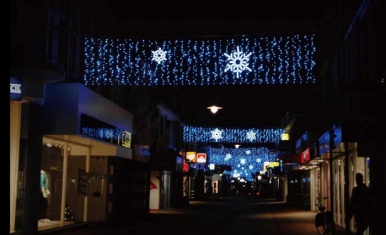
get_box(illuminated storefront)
[10,82,141,234]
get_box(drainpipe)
[329,129,334,218]
[344,141,350,235]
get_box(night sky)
[102,1,326,128]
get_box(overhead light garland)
[84,33,315,86]
[209,147,277,181]
[183,125,284,143]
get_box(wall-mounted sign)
[80,114,131,148]
[10,76,23,101]
[186,151,196,163]
[301,148,310,164]
[182,159,189,172]
[263,161,280,172]
[196,153,207,163]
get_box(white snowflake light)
[210,128,223,142]
[246,150,251,155]
[210,147,278,181]
[246,130,256,141]
[224,46,252,78]
[224,153,232,161]
[151,48,167,64]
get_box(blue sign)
[10,76,23,101]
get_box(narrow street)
[42,196,346,235]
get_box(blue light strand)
[209,147,276,181]
[83,33,316,86]
[183,126,284,143]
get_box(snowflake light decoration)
[151,48,167,64]
[210,128,223,142]
[209,147,277,181]
[246,130,256,141]
[84,34,316,86]
[224,153,232,161]
[224,46,252,78]
[183,126,284,144]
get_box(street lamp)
[207,105,222,114]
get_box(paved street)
[40,196,347,235]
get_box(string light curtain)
[209,147,276,181]
[84,33,315,86]
[182,125,284,143]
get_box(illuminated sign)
[80,114,131,148]
[263,161,280,172]
[182,159,189,172]
[10,76,23,101]
[186,151,196,163]
[281,133,289,141]
[301,148,310,164]
[196,153,207,163]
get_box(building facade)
[283,1,385,235]
[10,1,149,234]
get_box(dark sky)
[104,2,325,128]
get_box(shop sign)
[300,148,310,164]
[182,159,189,172]
[196,153,207,163]
[10,76,23,101]
[186,151,196,163]
[80,114,131,148]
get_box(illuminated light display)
[209,147,277,181]
[80,114,131,148]
[183,125,284,144]
[84,33,316,86]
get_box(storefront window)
[38,145,65,231]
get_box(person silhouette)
[345,173,371,235]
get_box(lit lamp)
[207,105,222,114]
[235,144,240,148]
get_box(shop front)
[10,82,140,234]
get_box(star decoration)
[246,130,256,142]
[210,128,223,142]
[224,46,252,78]
[224,153,232,161]
[151,48,167,64]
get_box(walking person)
[345,173,371,235]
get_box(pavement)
[38,196,348,235]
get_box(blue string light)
[84,33,316,86]
[209,147,276,181]
[183,126,284,143]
